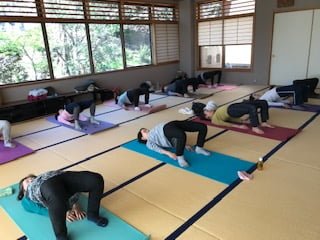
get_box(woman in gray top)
[137,120,211,167]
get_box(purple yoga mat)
[193,117,300,141]
[0,140,34,165]
[46,116,118,134]
[272,104,320,113]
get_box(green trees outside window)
[46,23,90,78]
[124,24,151,67]
[90,24,123,72]
[0,23,49,84]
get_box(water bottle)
[257,157,264,170]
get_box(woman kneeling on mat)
[202,100,273,135]
[17,170,108,240]
[55,100,100,130]
[137,120,211,168]
[255,84,308,108]
[116,82,152,111]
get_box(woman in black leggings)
[203,99,273,134]
[18,170,108,240]
[138,120,211,167]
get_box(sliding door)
[270,10,313,85]
[307,9,320,87]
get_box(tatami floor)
[1,85,320,240]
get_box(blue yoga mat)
[0,184,149,240]
[122,140,254,185]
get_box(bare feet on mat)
[252,127,264,134]
[261,122,274,128]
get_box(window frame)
[196,0,256,71]
[0,0,179,86]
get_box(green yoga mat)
[122,140,254,185]
[0,184,149,240]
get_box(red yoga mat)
[193,117,300,141]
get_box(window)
[124,24,151,67]
[0,23,49,84]
[197,0,255,70]
[46,23,90,78]
[0,1,179,85]
[90,24,123,72]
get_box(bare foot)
[252,127,264,134]
[261,122,274,128]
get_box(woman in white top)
[258,84,308,107]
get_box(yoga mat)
[122,140,254,185]
[0,184,149,240]
[153,91,211,99]
[46,116,118,135]
[199,84,238,90]
[192,117,300,141]
[271,103,320,112]
[103,101,167,113]
[0,141,34,165]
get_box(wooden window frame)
[0,0,179,86]
[196,0,255,71]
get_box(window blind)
[0,0,38,17]
[87,0,119,20]
[197,0,255,20]
[43,0,84,19]
[122,3,150,21]
[155,23,179,63]
[153,6,176,21]
[198,20,222,46]
[224,16,253,44]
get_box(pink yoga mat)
[0,140,34,164]
[193,117,300,141]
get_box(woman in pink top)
[55,100,99,130]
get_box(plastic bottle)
[257,157,264,170]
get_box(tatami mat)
[12,118,57,137]
[176,226,220,240]
[0,208,23,240]
[271,116,320,169]
[194,159,320,240]
[17,126,84,149]
[119,165,226,220]
[1,85,319,240]
[78,148,160,186]
[204,130,279,162]
[101,188,185,240]
[269,108,315,128]
[0,150,79,188]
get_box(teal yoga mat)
[122,140,254,185]
[0,184,149,240]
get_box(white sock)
[75,120,82,130]
[4,141,15,148]
[134,107,141,111]
[90,116,100,124]
[177,156,189,168]
[195,146,210,156]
